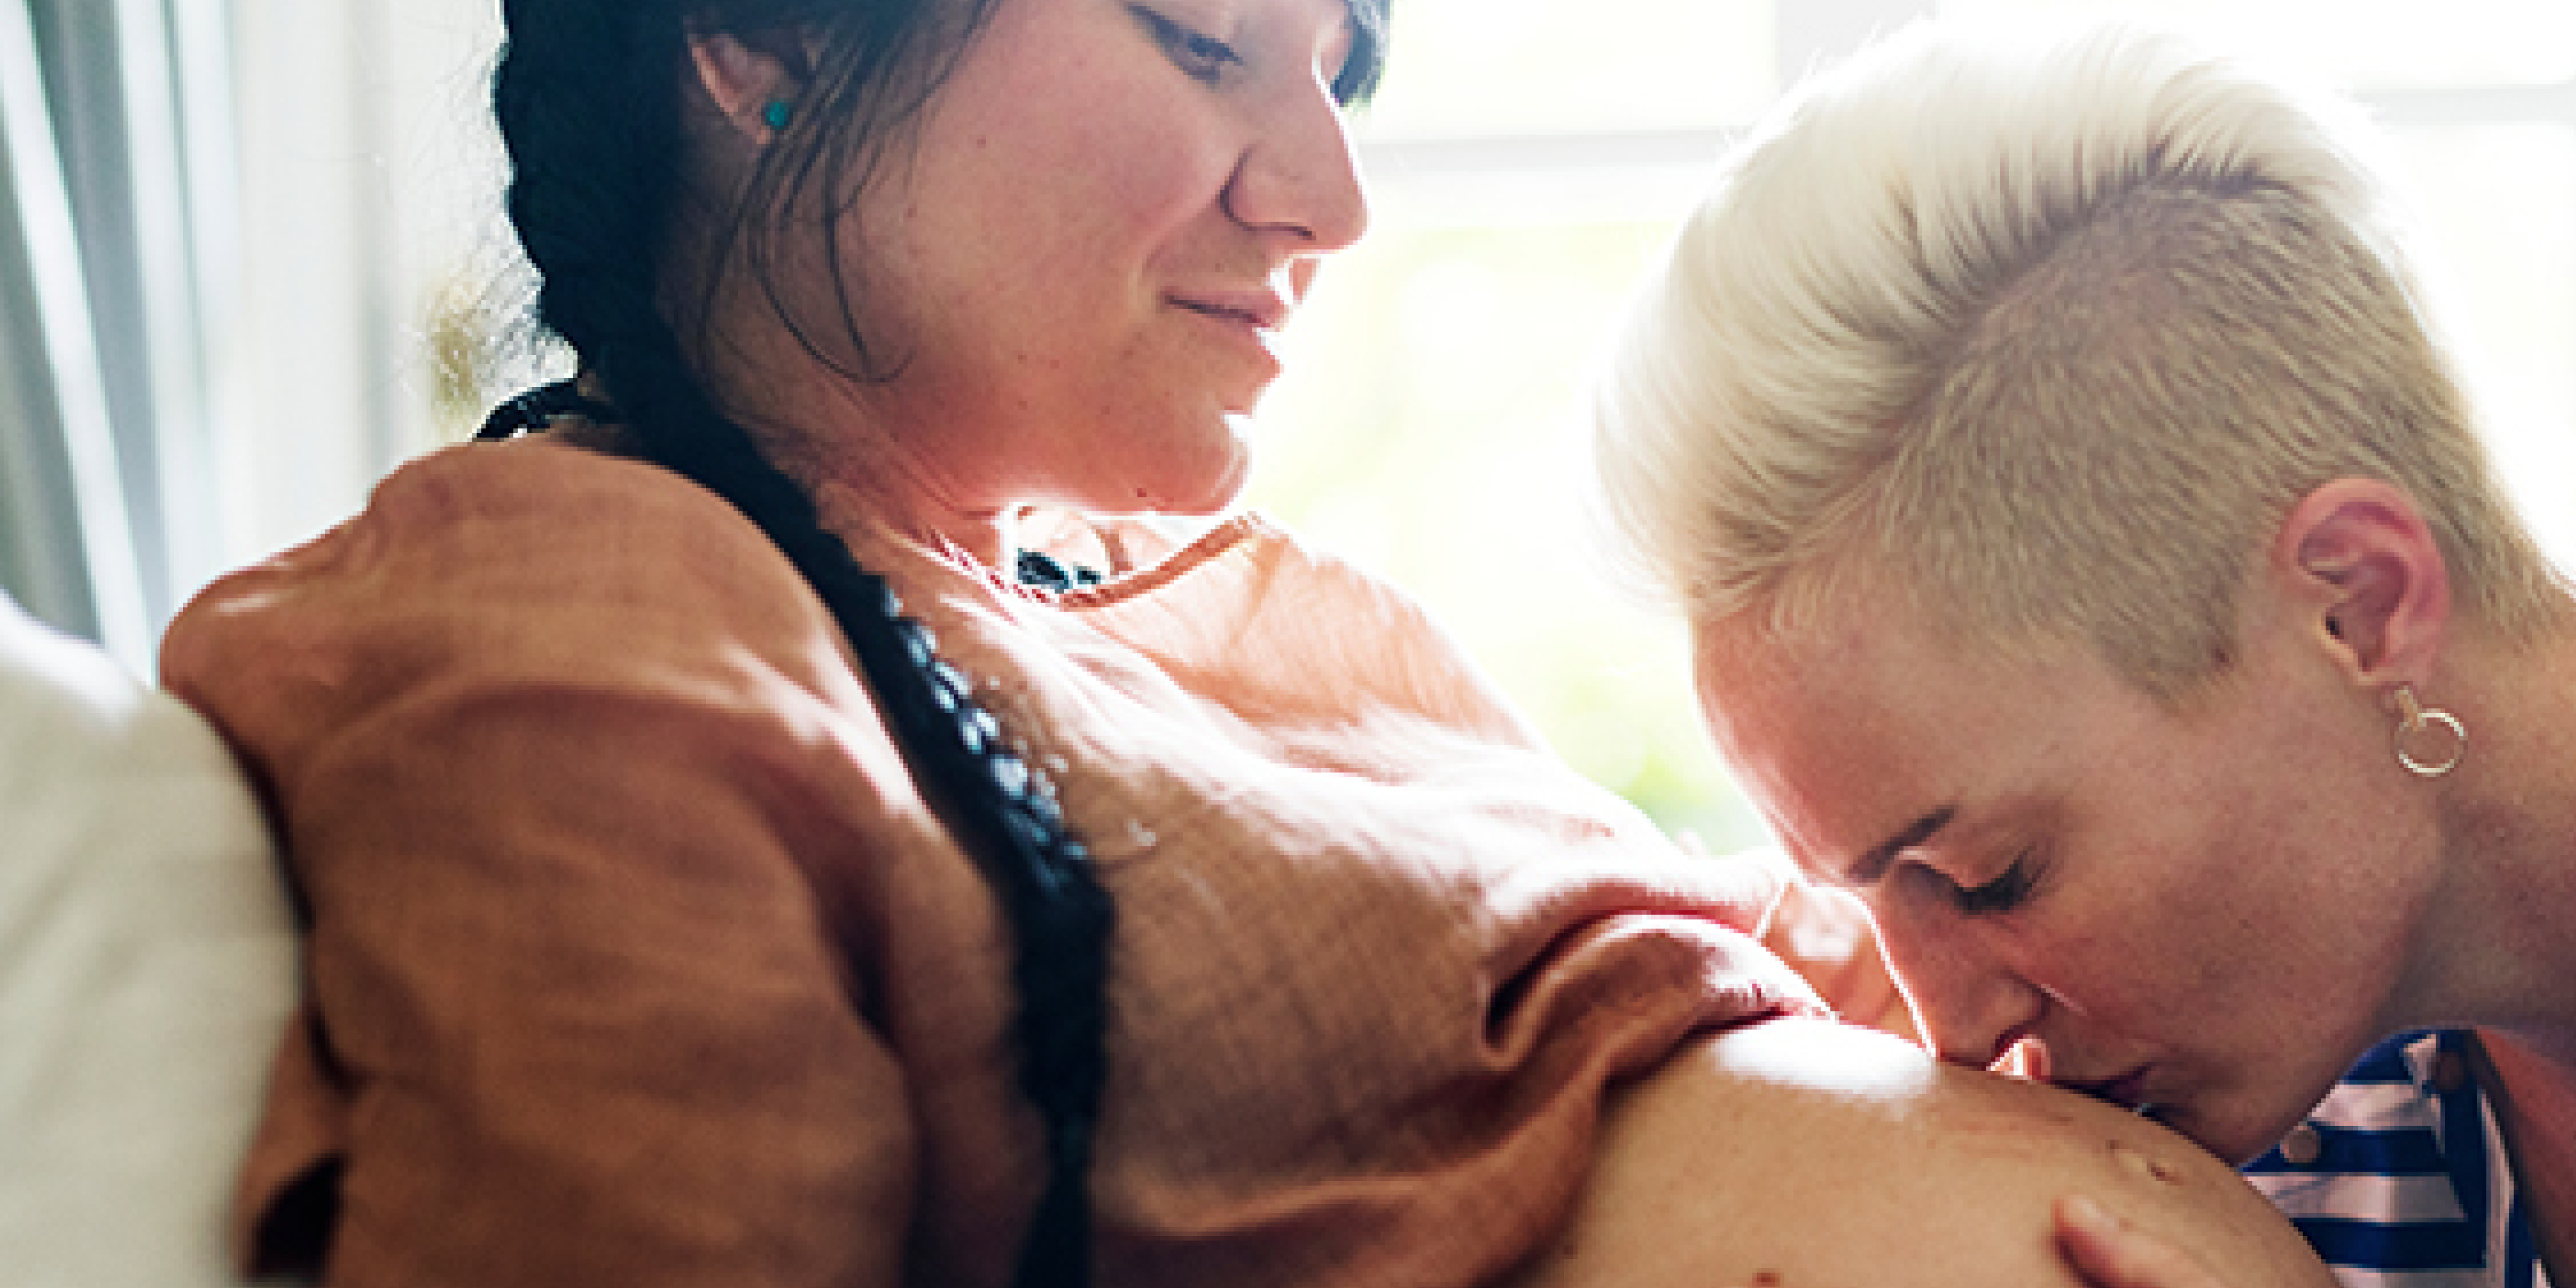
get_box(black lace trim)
[1014,548,1107,592]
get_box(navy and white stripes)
[2244,1030,2545,1288]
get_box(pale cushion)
[0,592,298,1286]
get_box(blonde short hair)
[1592,19,2558,697]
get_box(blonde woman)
[1596,18,2570,1285]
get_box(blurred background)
[5,0,2574,850]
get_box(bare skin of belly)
[1505,1018,2336,1288]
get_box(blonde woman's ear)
[2277,477,2452,683]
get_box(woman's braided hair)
[488,0,1109,1282]
[485,2,1385,1283]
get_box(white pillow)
[0,593,299,1287]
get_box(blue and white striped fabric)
[2243,1030,2546,1288]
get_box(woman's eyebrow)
[1845,805,1956,887]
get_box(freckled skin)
[694,0,1363,561]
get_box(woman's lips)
[1170,284,1290,332]
[1170,294,1289,381]
[2062,1066,2156,1114]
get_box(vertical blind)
[0,0,232,675]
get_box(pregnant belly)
[1503,1017,2334,1288]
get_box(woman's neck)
[669,226,1020,569]
[785,438,1014,570]
[2407,620,2576,1039]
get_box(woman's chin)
[2145,1089,2320,1168]
[1121,428,1252,516]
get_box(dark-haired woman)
[162,1,2337,1286]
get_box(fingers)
[2056,1195,2231,1288]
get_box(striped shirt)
[2243,1030,2547,1288]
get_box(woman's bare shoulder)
[1508,1017,2333,1288]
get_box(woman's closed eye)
[1950,851,2039,916]
[1130,6,1241,83]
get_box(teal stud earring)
[762,99,793,132]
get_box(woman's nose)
[1881,931,2042,1069]
[1224,72,1369,254]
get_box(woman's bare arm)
[1507,1018,2333,1288]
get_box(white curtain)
[0,0,232,675]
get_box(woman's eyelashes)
[1949,850,2039,916]
[1130,6,1241,83]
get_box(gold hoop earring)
[2392,684,2467,778]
